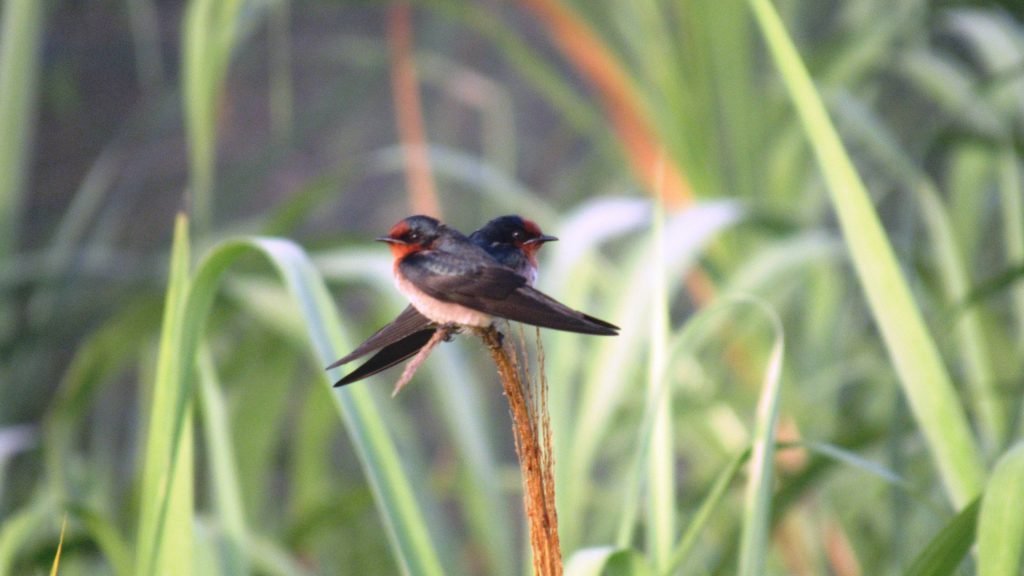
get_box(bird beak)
[376,236,403,244]
[525,234,558,245]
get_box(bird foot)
[439,323,461,342]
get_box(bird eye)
[512,230,523,240]
[406,231,420,242]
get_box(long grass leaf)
[0,496,53,574]
[737,302,785,576]
[997,145,1024,353]
[645,199,674,569]
[904,498,980,576]
[134,214,194,576]
[562,201,742,545]
[748,0,985,506]
[978,443,1024,576]
[67,504,133,576]
[182,0,242,233]
[197,350,250,576]
[178,235,446,574]
[832,91,1004,450]
[244,532,316,576]
[0,0,44,258]
[666,448,750,574]
[565,546,651,576]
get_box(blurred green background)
[2,0,1024,574]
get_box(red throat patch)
[383,220,429,260]
[389,242,422,259]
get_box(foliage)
[2,0,1023,574]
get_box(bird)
[327,215,616,386]
[384,215,618,332]
[328,215,564,385]
[327,215,557,375]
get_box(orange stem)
[388,4,441,217]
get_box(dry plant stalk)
[391,326,453,397]
[476,325,562,576]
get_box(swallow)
[327,215,562,386]
[327,215,617,386]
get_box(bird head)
[475,215,558,256]
[377,215,444,258]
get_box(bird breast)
[393,267,492,327]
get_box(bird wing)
[400,251,526,301]
[463,285,619,335]
[325,305,434,369]
[402,252,618,336]
[333,329,437,386]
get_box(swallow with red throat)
[328,215,563,386]
[327,215,616,386]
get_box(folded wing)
[402,253,618,336]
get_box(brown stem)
[476,326,562,576]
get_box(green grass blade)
[831,91,1004,450]
[196,350,250,576]
[645,200,674,570]
[0,0,44,258]
[978,443,1024,576]
[182,0,242,234]
[666,447,750,574]
[562,201,742,546]
[0,495,53,574]
[0,0,45,343]
[997,145,1024,353]
[737,302,785,576]
[748,0,985,507]
[135,214,195,576]
[914,180,1003,448]
[157,232,446,575]
[67,504,133,576]
[244,240,447,575]
[904,498,980,576]
[565,546,652,576]
[244,532,316,576]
